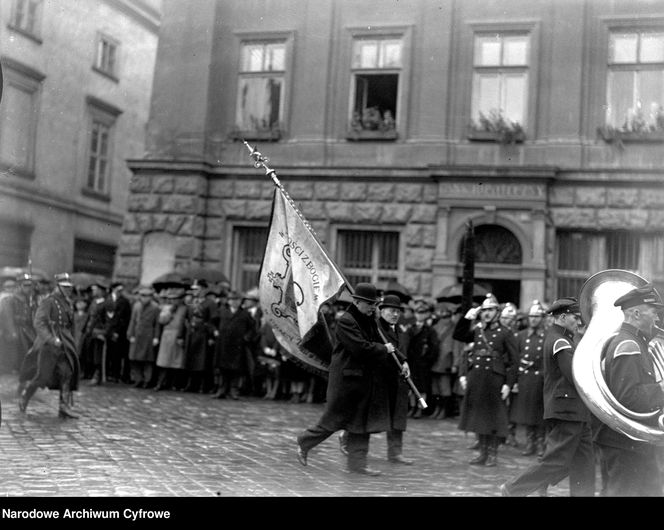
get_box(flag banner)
[259,188,348,376]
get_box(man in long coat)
[6,273,37,373]
[296,283,406,476]
[105,281,132,383]
[509,300,547,456]
[18,273,80,419]
[127,285,160,388]
[183,279,217,393]
[214,291,258,399]
[454,293,519,467]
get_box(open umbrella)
[69,272,109,289]
[376,279,412,303]
[435,283,488,304]
[151,271,188,292]
[0,266,48,282]
[180,266,229,285]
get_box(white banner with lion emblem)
[259,188,347,375]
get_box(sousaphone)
[573,269,664,444]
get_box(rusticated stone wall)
[549,183,664,230]
[116,172,441,294]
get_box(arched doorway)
[458,224,523,306]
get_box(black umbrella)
[376,279,412,303]
[435,283,488,304]
[69,272,109,289]
[0,266,48,282]
[180,266,229,285]
[151,271,188,292]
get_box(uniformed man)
[509,300,547,457]
[6,273,37,373]
[501,297,595,496]
[454,293,519,467]
[18,273,80,419]
[594,284,664,496]
[183,279,218,393]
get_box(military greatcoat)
[19,290,79,391]
[454,317,518,437]
[510,326,546,426]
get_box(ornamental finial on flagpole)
[242,141,319,236]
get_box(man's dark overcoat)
[378,316,409,432]
[317,304,393,434]
[216,307,258,373]
[184,294,218,372]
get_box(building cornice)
[104,0,161,34]
[0,178,124,226]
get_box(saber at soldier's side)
[243,141,427,408]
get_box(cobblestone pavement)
[0,374,572,498]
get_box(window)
[73,238,116,277]
[235,41,286,139]
[471,33,529,134]
[556,230,654,298]
[0,221,32,267]
[94,33,119,79]
[84,97,121,197]
[348,37,402,138]
[556,232,592,297]
[232,226,269,293]
[10,0,42,39]
[337,230,399,287]
[605,30,664,132]
[0,59,43,174]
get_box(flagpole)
[243,141,351,287]
[243,141,427,408]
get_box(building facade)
[119,0,664,308]
[0,0,160,278]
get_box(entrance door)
[474,278,520,307]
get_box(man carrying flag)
[296,282,409,476]
[249,143,414,475]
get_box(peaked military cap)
[614,284,664,310]
[54,273,73,287]
[548,297,580,316]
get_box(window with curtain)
[349,36,401,136]
[471,32,529,133]
[606,30,664,132]
[235,41,286,137]
[337,229,399,287]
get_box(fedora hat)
[351,283,379,304]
